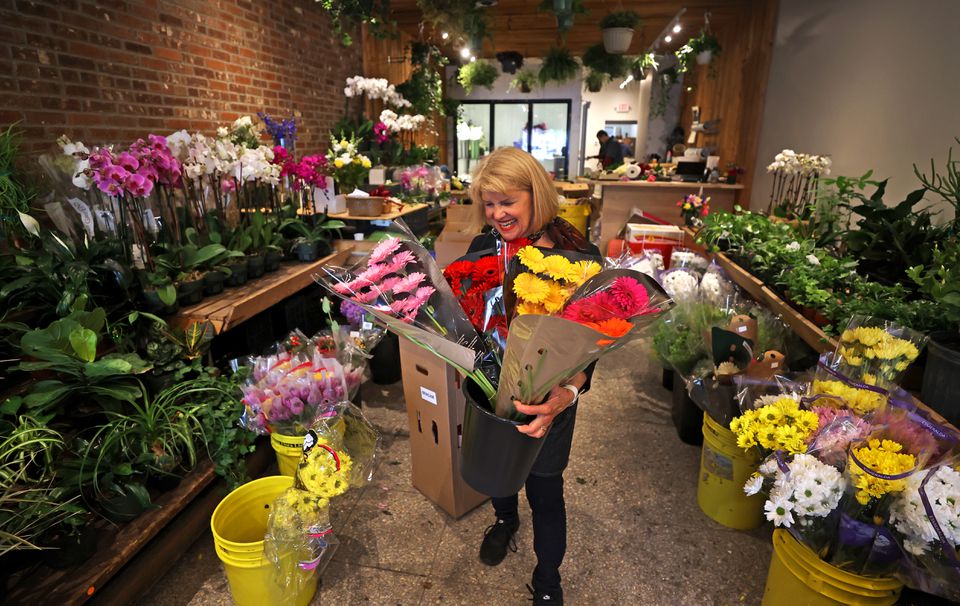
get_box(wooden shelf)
[328,202,428,222]
[169,246,353,334]
[6,462,217,606]
[591,180,745,190]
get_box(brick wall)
[0,0,363,160]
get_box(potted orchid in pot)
[326,135,376,216]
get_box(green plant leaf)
[68,327,97,363]
[158,284,176,306]
[84,358,133,377]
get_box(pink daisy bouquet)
[240,351,348,435]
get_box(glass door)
[530,102,570,178]
[455,104,490,176]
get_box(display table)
[593,181,742,254]
[169,245,353,334]
[328,201,428,221]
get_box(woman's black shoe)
[479,518,519,566]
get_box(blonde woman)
[466,147,600,605]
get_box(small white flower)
[785,241,800,252]
[765,495,795,527]
[743,474,764,496]
[806,254,821,266]
[217,126,229,138]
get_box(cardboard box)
[399,337,489,518]
[434,205,480,268]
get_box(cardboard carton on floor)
[434,204,480,268]
[399,337,489,518]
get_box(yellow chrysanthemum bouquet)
[730,396,820,455]
[264,402,380,592]
[833,317,925,389]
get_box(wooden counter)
[593,180,743,254]
[328,202,428,222]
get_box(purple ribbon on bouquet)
[837,512,902,566]
[918,470,960,573]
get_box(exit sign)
[615,103,631,113]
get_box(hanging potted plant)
[583,70,606,93]
[457,59,500,94]
[509,69,537,93]
[581,43,629,80]
[631,52,659,80]
[495,51,524,74]
[538,0,587,35]
[599,10,642,54]
[537,47,580,87]
[677,29,722,74]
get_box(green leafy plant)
[583,70,607,93]
[396,43,450,116]
[316,0,393,46]
[676,30,721,74]
[599,10,642,30]
[581,44,629,78]
[908,242,960,334]
[280,216,346,247]
[914,137,960,229]
[509,69,538,93]
[0,417,85,554]
[0,123,35,241]
[457,60,499,94]
[2,308,151,421]
[538,47,580,87]
[651,66,677,117]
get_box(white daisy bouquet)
[745,453,846,530]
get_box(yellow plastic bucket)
[762,529,902,605]
[697,413,764,530]
[211,476,318,606]
[270,433,304,477]
[558,203,590,236]
[271,420,347,477]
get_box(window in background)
[454,101,571,179]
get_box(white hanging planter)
[696,50,713,65]
[602,27,634,54]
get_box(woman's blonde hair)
[468,147,559,233]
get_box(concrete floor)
[142,338,776,605]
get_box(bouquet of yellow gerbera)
[510,246,602,315]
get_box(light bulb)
[673,24,682,33]
[460,47,471,58]
[470,56,476,62]
[665,35,672,43]
[441,32,449,40]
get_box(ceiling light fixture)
[460,47,471,58]
[619,74,634,89]
[648,8,687,52]
[470,56,476,62]
[441,32,449,40]
[664,35,672,43]
[673,24,682,33]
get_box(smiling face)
[482,189,533,241]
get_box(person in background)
[620,136,635,159]
[466,147,602,606]
[595,130,624,169]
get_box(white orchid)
[344,76,411,109]
[379,109,426,132]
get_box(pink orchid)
[124,172,154,197]
[116,151,140,172]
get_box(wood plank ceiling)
[389,0,753,59]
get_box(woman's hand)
[514,372,586,439]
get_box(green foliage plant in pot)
[538,47,580,87]
[222,226,252,287]
[599,10,642,54]
[581,43,629,79]
[677,29,722,75]
[140,270,177,315]
[2,308,150,422]
[584,70,607,93]
[457,59,499,95]
[509,69,537,93]
[909,240,960,425]
[280,216,346,262]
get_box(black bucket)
[921,332,960,427]
[671,371,703,446]
[369,331,402,385]
[662,367,674,391]
[459,378,546,498]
